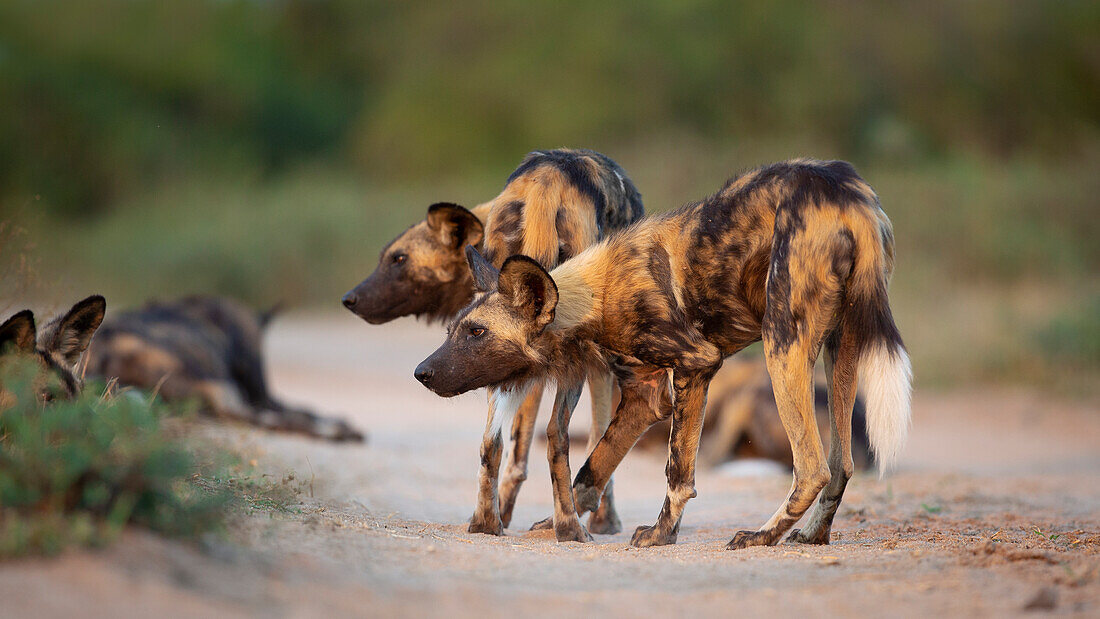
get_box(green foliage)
[0,358,232,556]
[1,0,1097,214]
[1035,294,1100,368]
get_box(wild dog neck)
[527,247,611,382]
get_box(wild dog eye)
[468,327,486,339]
[391,253,407,265]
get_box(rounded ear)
[0,310,37,355]
[426,203,485,249]
[465,245,500,292]
[498,256,558,330]
[42,295,106,367]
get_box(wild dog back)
[86,295,364,442]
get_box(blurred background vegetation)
[1,0,1097,392]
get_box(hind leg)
[498,382,543,529]
[585,370,622,534]
[255,404,365,442]
[789,330,859,544]
[727,334,830,549]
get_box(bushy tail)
[857,340,912,476]
[847,211,912,476]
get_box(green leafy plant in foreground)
[0,358,234,557]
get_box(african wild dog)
[0,296,106,401]
[343,149,643,536]
[417,159,912,547]
[85,296,364,442]
[637,357,873,471]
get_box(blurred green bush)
[0,358,231,556]
[0,357,308,556]
[1,0,1097,215]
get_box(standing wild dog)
[0,296,106,402]
[343,148,644,536]
[85,296,364,442]
[417,159,912,547]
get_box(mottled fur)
[86,296,364,442]
[0,296,106,402]
[348,149,643,537]
[637,357,872,470]
[419,159,911,548]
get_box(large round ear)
[498,256,558,330]
[426,203,485,249]
[41,295,106,368]
[0,310,36,355]
[465,245,500,292]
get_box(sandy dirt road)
[2,313,1098,617]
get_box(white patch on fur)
[857,342,913,477]
[614,170,626,194]
[489,383,532,438]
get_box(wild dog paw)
[467,513,503,536]
[725,529,776,550]
[786,527,830,545]
[630,524,677,548]
[554,519,593,543]
[587,506,622,535]
[572,483,602,515]
[529,516,554,531]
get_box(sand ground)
[2,313,1098,618]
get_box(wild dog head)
[415,247,557,397]
[342,203,484,324]
[0,295,106,401]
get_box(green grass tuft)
[0,358,233,557]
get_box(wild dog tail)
[257,302,284,329]
[846,207,912,477]
[512,156,603,269]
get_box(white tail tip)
[857,343,913,477]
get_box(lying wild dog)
[343,148,644,535]
[85,296,364,442]
[636,356,873,470]
[0,296,106,401]
[417,159,912,546]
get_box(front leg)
[468,427,503,535]
[631,367,717,548]
[574,369,672,516]
[498,382,544,529]
[546,382,590,543]
[469,384,530,535]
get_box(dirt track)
[2,313,1098,617]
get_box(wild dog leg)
[573,369,671,516]
[546,382,590,542]
[255,405,365,442]
[469,384,530,535]
[631,367,717,548]
[789,330,859,544]
[726,338,829,550]
[498,381,544,529]
[585,369,622,534]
